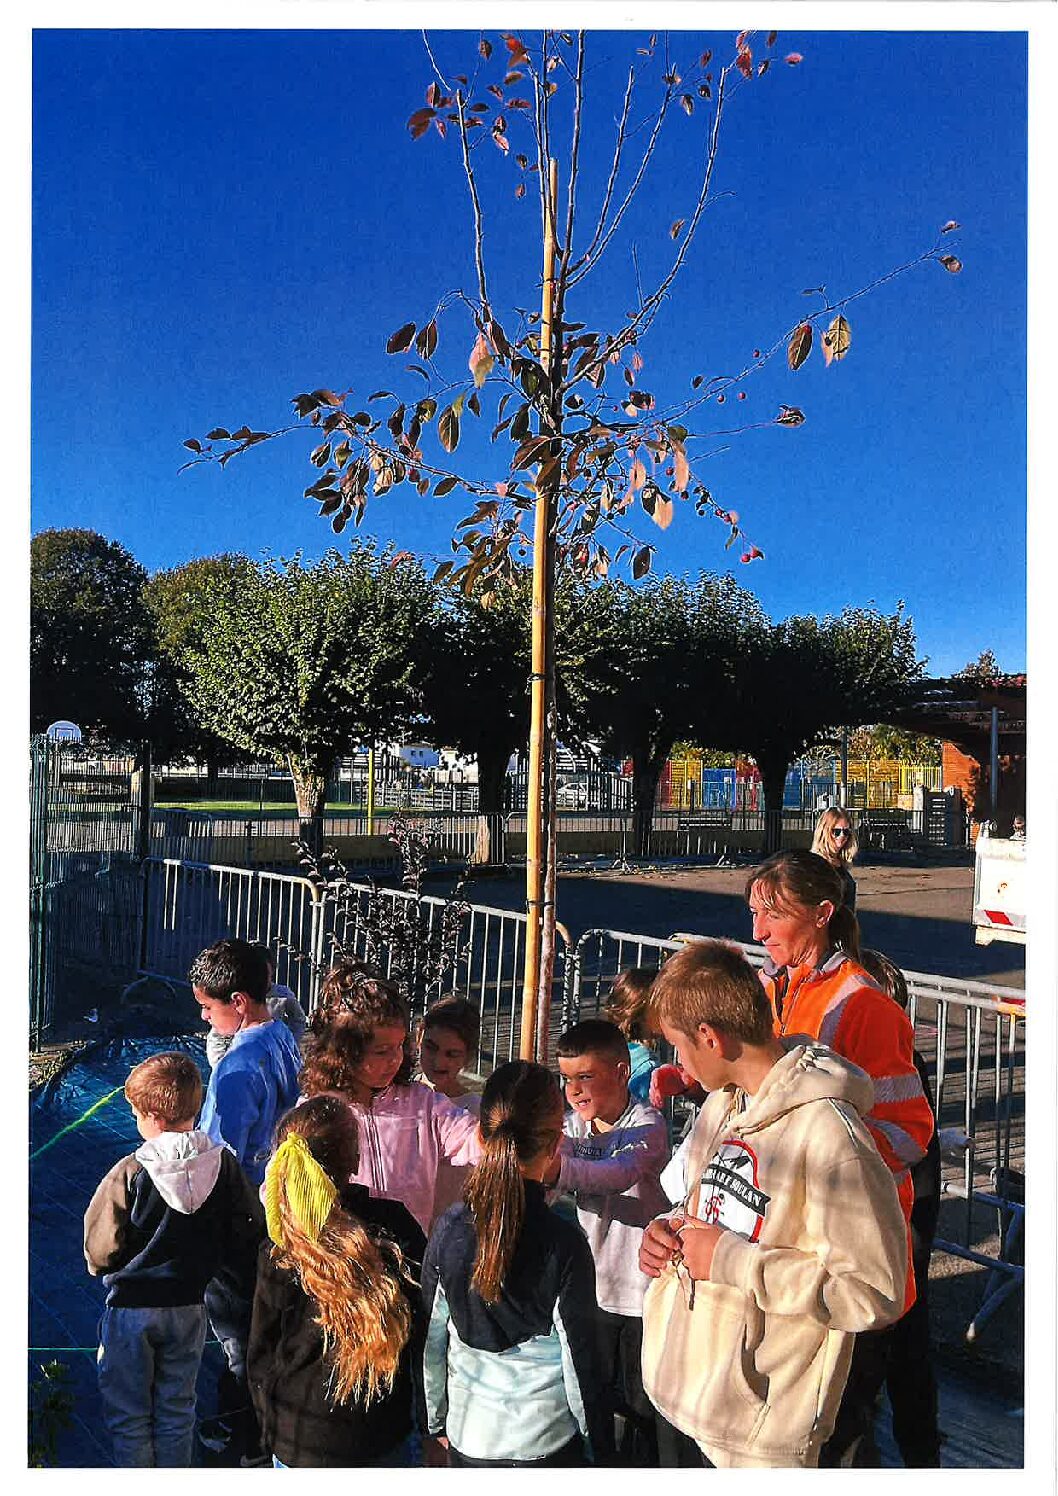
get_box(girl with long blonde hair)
[247,1096,429,1467]
[420,1061,613,1467]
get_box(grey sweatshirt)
[556,1097,671,1316]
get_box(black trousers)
[885,1240,941,1466]
[594,1308,659,1464]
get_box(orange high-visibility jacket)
[759,950,934,1312]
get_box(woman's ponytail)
[463,1061,561,1306]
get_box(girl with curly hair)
[299,963,481,1234]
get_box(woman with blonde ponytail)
[247,1097,432,1467]
[421,1061,613,1468]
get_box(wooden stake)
[520,157,559,1061]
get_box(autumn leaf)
[469,332,495,388]
[776,405,806,427]
[504,34,529,65]
[493,130,510,154]
[939,254,963,274]
[386,322,417,354]
[182,438,202,453]
[438,405,461,453]
[670,218,686,240]
[736,47,753,79]
[673,443,690,492]
[408,108,435,140]
[787,322,812,371]
[767,30,778,46]
[414,320,438,360]
[632,546,652,580]
[822,313,851,366]
[434,475,459,496]
[515,183,526,199]
[651,495,674,531]
[785,53,803,65]
[941,220,961,234]
[630,459,647,490]
[478,37,493,60]
[680,94,694,115]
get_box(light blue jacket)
[199,1019,301,1186]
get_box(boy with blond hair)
[639,940,908,1469]
[84,1052,262,1466]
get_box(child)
[859,948,942,1467]
[193,938,302,1186]
[638,939,908,1469]
[192,937,302,1463]
[299,963,481,1234]
[417,996,482,1114]
[247,1096,430,1467]
[551,1018,670,1464]
[417,997,482,1220]
[605,968,662,1105]
[84,1052,263,1466]
[421,1061,614,1467]
[206,944,308,1069]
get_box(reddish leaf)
[941,220,961,234]
[434,475,459,497]
[939,254,963,274]
[515,183,526,199]
[736,47,753,79]
[182,438,202,453]
[670,218,686,240]
[757,59,770,76]
[673,443,690,492]
[787,322,813,371]
[492,131,510,154]
[504,33,529,65]
[651,495,674,531]
[767,30,778,47]
[632,546,652,580]
[785,53,803,65]
[680,94,694,115]
[478,37,493,60]
[386,322,417,354]
[776,405,806,427]
[407,107,435,140]
[439,405,461,453]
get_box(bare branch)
[420,30,451,93]
[571,66,634,274]
[557,31,586,298]
[455,89,492,319]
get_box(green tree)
[172,544,435,851]
[715,605,922,851]
[567,572,764,856]
[143,554,253,771]
[954,649,1001,683]
[31,528,150,742]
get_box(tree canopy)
[30,528,150,742]
[167,544,436,845]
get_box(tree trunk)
[477,745,510,816]
[631,751,664,860]
[288,755,329,861]
[756,752,790,856]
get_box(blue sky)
[31,25,1027,675]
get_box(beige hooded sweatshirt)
[641,1042,907,1468]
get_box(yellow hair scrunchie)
[265,1133,338,1248]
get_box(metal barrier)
[139,858,323,1009]
[564,925,1025,1324]
[137,857,564,1068]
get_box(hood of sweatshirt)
[134,1129,226,1214]
[729,1042,874,1136]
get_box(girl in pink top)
[300,965,482,1235]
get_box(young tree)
[169,545,435,852]
[567,572,764,856]
[182,28,960,1051]
[30,528,151,743]
[714,604,923,851]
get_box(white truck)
[972,827,1026,946]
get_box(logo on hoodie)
[695,1139,770,1242]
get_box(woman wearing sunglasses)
[811,806,858,911]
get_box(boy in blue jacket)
[191,937,301,1463]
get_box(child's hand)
[676,1221,724,1281]
[639,1215,682,1278]
[649,1064,691,1108]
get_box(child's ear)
[697,1022,720,1051]
[617,1059,631,1083]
